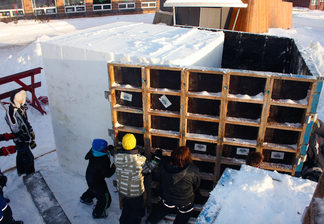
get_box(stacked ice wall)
[40,22,224,175]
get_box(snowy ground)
[0,8,323,224]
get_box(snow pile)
[197,165,317,224]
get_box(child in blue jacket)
[80,139,115,219]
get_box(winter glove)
[153,149,162,164]
[108,145,115,156]
[4,133,16,141]
[2,146,17,156]
[30,131,35,140]
[30,141,37,149]
[142,150,162,174]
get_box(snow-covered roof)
[164,0,248,8]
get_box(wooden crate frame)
[108,62,323,216]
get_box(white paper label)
[271,152,284,160]
[194,144,207,152]
[120,92,132,102]
[159,95,172,108]
[236,147,249,155]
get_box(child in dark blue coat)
[80,139,115,219]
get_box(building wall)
[292,0,324,10]
[2,0,159,19]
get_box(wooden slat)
[187,91,222,100]
[260,162,293,173]
[150,129,180,138]
[223,138,257,148]
[115,125,145,134]
[148,88,181,96]
[191,153,216,163]
[0,82,42,100]
[215,72,230,181]
[180,70,189,146]
[187,113,220,123]
[227,97,264,104]
[200,172,215,181]
[225,117,260,127]
[149,109,180,118]
[262,142,297,153]
[270,100,308,109]
[111,85,142,93]
[221,157,245,166]
[113,105,143,114]
[108,64,119,147]
[142,67,151,155]
[186,133,218,144]
[267,122,303,132]
[257,76,274,153]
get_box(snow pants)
[119,194,145,224]
[146,200,193,224]
[16,144,35,176]
[81,188,111,217]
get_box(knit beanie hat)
[122,134,136,150]
[13,90,27,108]
[92,139,108,152]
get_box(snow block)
[23,171,71,224]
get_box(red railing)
[0,67,46,115]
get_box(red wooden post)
[0,67,46,115]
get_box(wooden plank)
[179,70,189,146]
[187,113,220,123]
[150,129,180,139]
[149,109,180,118]
[148,88,181,96]
[223,138,257,148]
[227,97,264,104]
[113,105,143,114]
[142,67,151,156]
[215,72,229,181]
[270,100,309,109]
[0,67,42,85]
[108,64,119,147]
[115,125,145,134]
[0,82,41,100]
[267,122,303,132]
[111,85,142,93]
[257,77,274,153]
[262,142,298,153]
[221,157,245,166]
[185,133,218,144]
[187,91,222,100]
[225,117,260,127]
[260,162,293,173]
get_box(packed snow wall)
[40,22,225,175]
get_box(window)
[0,0,23,10]
[141,0,156,9]
[33,0,56,8]
[65,0,85,13]
[93,0,112,11]
[0,0,24,17]
[33,0,57,15]
[311,0,318,5]
[118,0,135,10]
